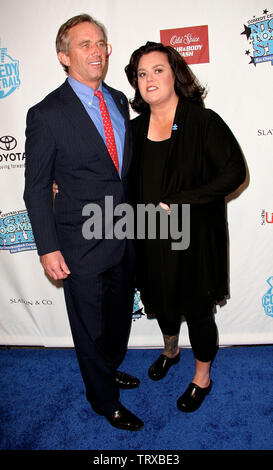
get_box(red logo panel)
[160,25,210,65]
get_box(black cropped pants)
[156,298,218,363]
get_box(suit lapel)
[103,82,127,119]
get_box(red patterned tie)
[94,90,119,172]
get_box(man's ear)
[57,51,70,68]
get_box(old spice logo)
[170,33,200,46]
[160,25,209,65]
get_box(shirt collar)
[68,76,103,106]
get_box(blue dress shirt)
[68,76,125,175]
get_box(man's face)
[58,21,107,89]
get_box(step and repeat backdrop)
[0,0,272,347]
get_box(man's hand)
[40,250,70,281]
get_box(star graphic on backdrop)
[241,24,251,40]
[245,50,250,55]
[249,56,256,66]
[263,9,268,14]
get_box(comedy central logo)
[0,41,20,98]
[262,277,273,317]
[0,210,36,253]
[241,8,273,66]
[132,289,144,321]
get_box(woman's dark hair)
[125,41,206,113]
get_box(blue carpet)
[0,346,273,451]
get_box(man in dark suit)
[24,14,143,431]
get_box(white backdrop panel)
[0,0,272,347]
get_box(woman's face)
[137,51,176,107]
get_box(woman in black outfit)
[125,42,246,412]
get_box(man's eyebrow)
[79,39,90,45]
[78,38,106,45]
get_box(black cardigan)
[130,99,246,302]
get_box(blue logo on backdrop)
[0,41,20,98]
[132,289,144,320]
[0,210,36,253]
[262,277,273,317]
[241,8,273,66]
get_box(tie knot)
[94,90,103,100]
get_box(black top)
[142,138,170,204]
[130,99,246,321]
[138,137,183,319]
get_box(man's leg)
[62,249,135,416]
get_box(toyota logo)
[0,136,17,151]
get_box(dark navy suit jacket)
[24,79,133,275]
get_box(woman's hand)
[160,202,171,215]
[52,181,59,197]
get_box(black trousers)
[156,298,218,363]
[62,250,134,416]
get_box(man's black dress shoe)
[148,352,180,381]
[115,371,140,389]
[177,380,213,412]
[106,405,144,431]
